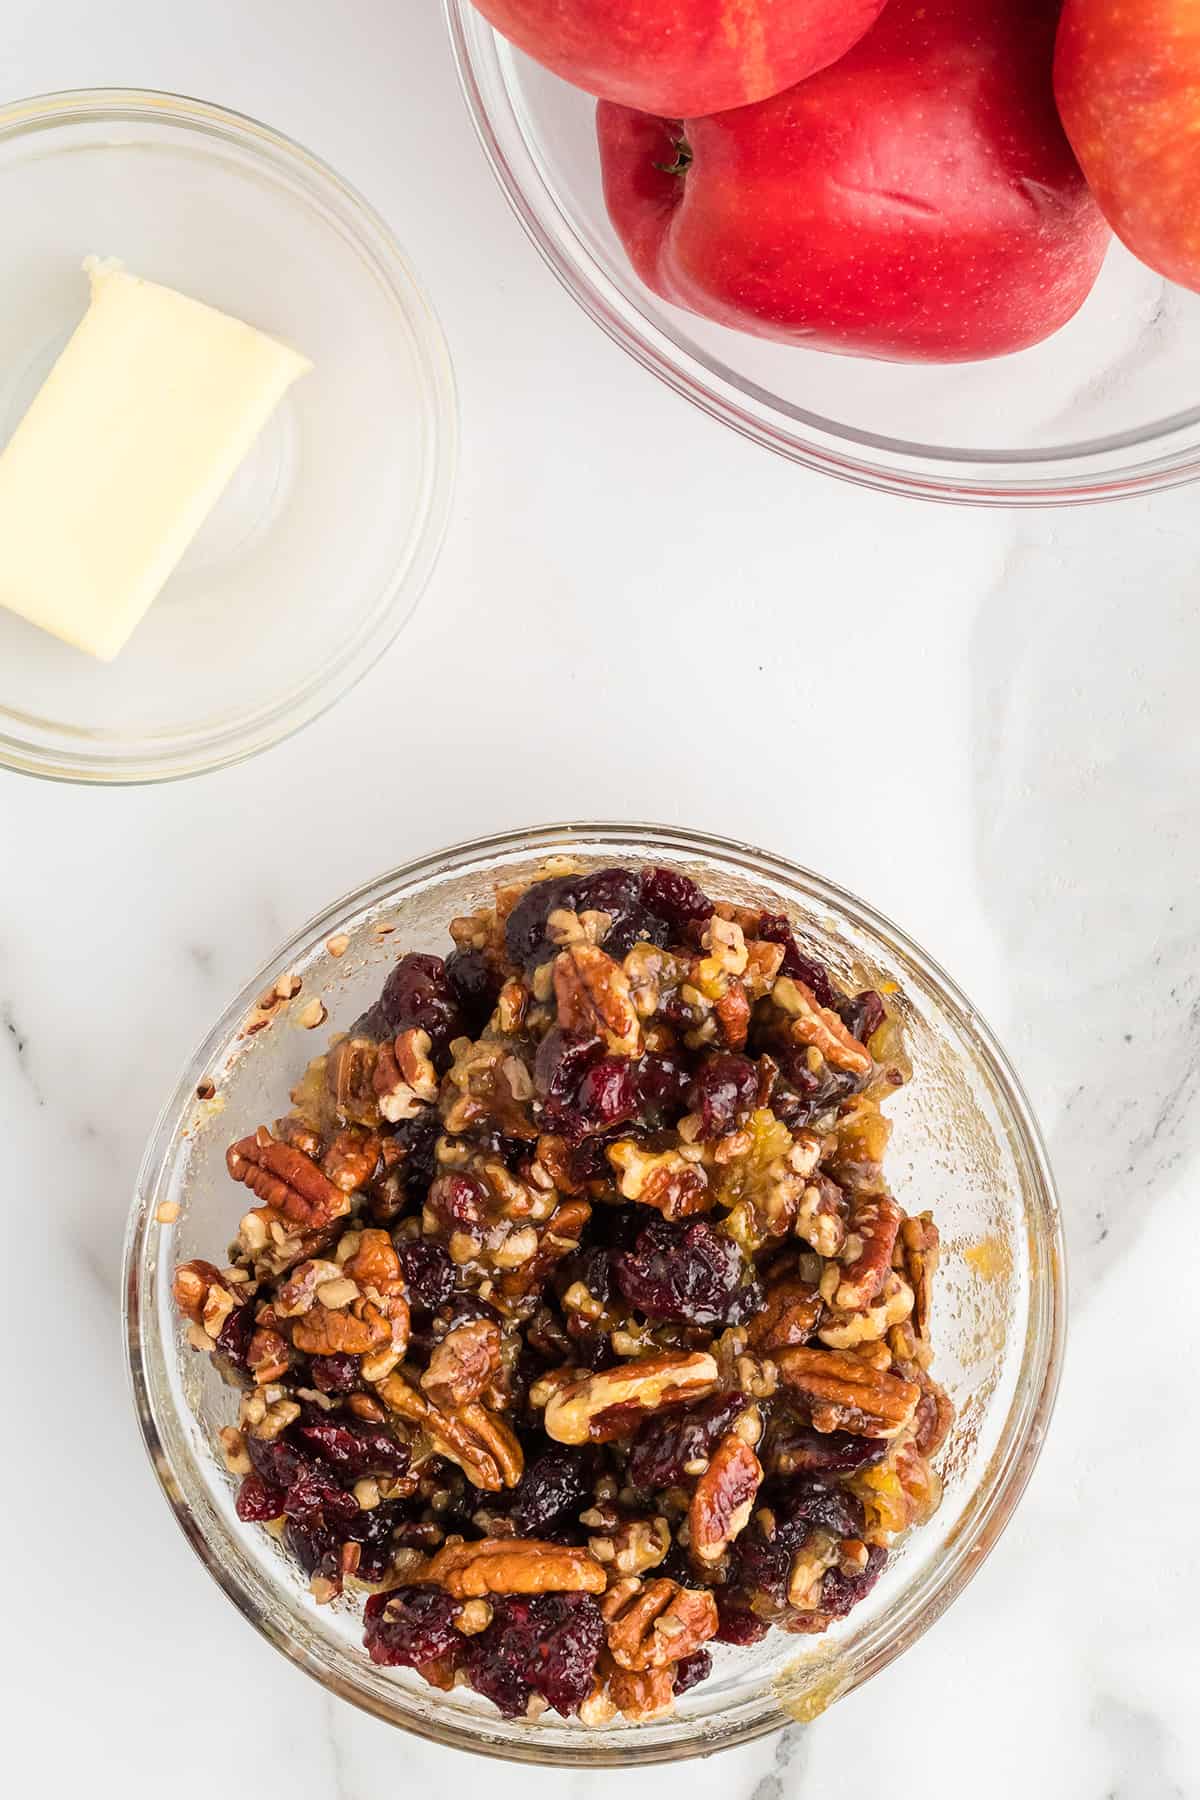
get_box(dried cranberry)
[363,1585,463,1668]
[634,1050,692,1121]
[282,1464,360,1532]
[772,1478,865,1548]
[673,1649,713,1695]
[389,1107,441,1197]
[574,1057,638,1134]
[567,1243,614,1306]
[715,1594,771,1645]
[687,1053,758,1137]
[244,1432,310,1492]
[615,1217,763,1329]
[730,1525,791,1607]
[376,952,464,1067]
[446,946,502,1035]
[213,1301,255,1378]
[309,1353,360,1395]
[341,1499,411,1582]
[504,874,577,968]
[569,1128,633,1186]
[835,989,885,1047]
[770,1053,861,1128]
[396,1238,456,1313]
[235,1472,285,1521]
[639,867,714,935]
[821,1546,887,1619]
[534,1026,605,1125]
[772,1425,887,1479]
[466,1593,604,1718]
[511,1446,591,1534]
[628,1389,748,1490]
[426,1170,490,1232]
[756,914,839,1009]
[294,1415,409,1480]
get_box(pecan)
[246,1311,291,1384]
[588,1516,672,1580]
[441,1037,539,1139]
[423,1536,606,1598]
[553,945,640,1055]
[498,1197,592,1299]
[794,1176,847,1258]
[743,938,786,999]
[321,1126,382,1194]
[899,1212,940,1340]
[607,1141,710,1219]
[772,977,872,1077]
[818,1273,913,1350]
[287,1229,409,1376]
[421,1317,502,1409]
[605,1578,718,1671]
[377,1369,522,1490]
[172,1259,234,1334]
[325,1036,381,1127]
[227,1127,349,1231]
[774,1346,920,1438]
[541,1352,718,1446]
[274,1115,323,1160]
[912,1376,954,1459]
[716,1113,821,1252]
[374,1028,439,1122]
[604,1662,676,1724]
[689,1433,763,1566]
[835,1194,903,1311]
[828,1095,892,1191]
[786,1528,842,1609]
[852,1436,943,1544]
[747,1275,822,1353]
[714,980,751,1050]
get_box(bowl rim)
[123,821,1066,1763]
[0,85,458,786]
[444,0,1200,508]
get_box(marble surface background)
[2,1,1197,1794]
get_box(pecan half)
[794,1176,847,1258]
[374,1028,438,1123]
[227,1127,349,1231]
[605,1578,718,1672]
[424,1536,606,1598]
[541,1353,719,1446]
[421,1317,502,1409]
[689,1433,763,1566]
[553,945,640,1055]
[899,1212,940,1340]
[774,1346,920,1438]
[321,1126,382,1194]
[498,1197,592,1299]
[588,1516,671,1580]
[747,1274,822,1353]
[325,1036,381,1127]
[172,1260,234,1334]
[284,1229,410,1377]
[835,1194,903,1311]
[604,1662,676,1724]
[377,1370,522,1491]
[912,1377,954,1459]
[772,977,872,1077]
[818,1273,913,1350]
[714,981,751,1050]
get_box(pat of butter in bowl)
[0,260,311,661]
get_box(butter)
[0,261,311,660]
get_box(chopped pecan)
[714,981,751,1050]
[321,1126,382,1194]
[604,1661,676,1724]
[424,1536,606,1598]
[605,1578,718,1671]
[227,1128,349,1231]
[716,1113,821,1252]
[689,1433,763,1566]
[835,1194,903,1311]
[828,1095,892,1191]
[794,1176,847,1258]
[172,1260,235,1334]
[421,1317,502,1409]
[899,1212,940,1340]
[772,977,872,1078]
[786,1528,842,1609]
[818,1273,913,1350]
[374,1028,439,1123]
[607,1141,710,1219]
[499,1197,592,1299]
[553,945,640,1055]
[774,1346,920,1438]
[747,1275,822,1353]
[588,1516,671,1580]
[246,1319,291,1385]
[441,1037,539,1139]
[541,1352,719,1446]
[742,938,786,999]
[286,1229,409,1377]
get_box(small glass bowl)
[0,89,457,783]
[125,824,1064,1764]
[446,1,1200,506]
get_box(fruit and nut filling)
[174,862,952,1726]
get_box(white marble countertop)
[3,1,1198,1794]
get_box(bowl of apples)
[447,0,1200,504]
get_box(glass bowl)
[125,823,1064,1763]
[0,89,457,784]
[446,2,1200,506]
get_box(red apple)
[1056,0,1200,293]
[598,0,1111,362]
[467,0,890,118]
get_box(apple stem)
[654,136,693,177]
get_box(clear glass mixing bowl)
[125,824,1064,1763]
[0,89,457,783]
[445,2,1200,506]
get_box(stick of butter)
[0,260,312,661]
